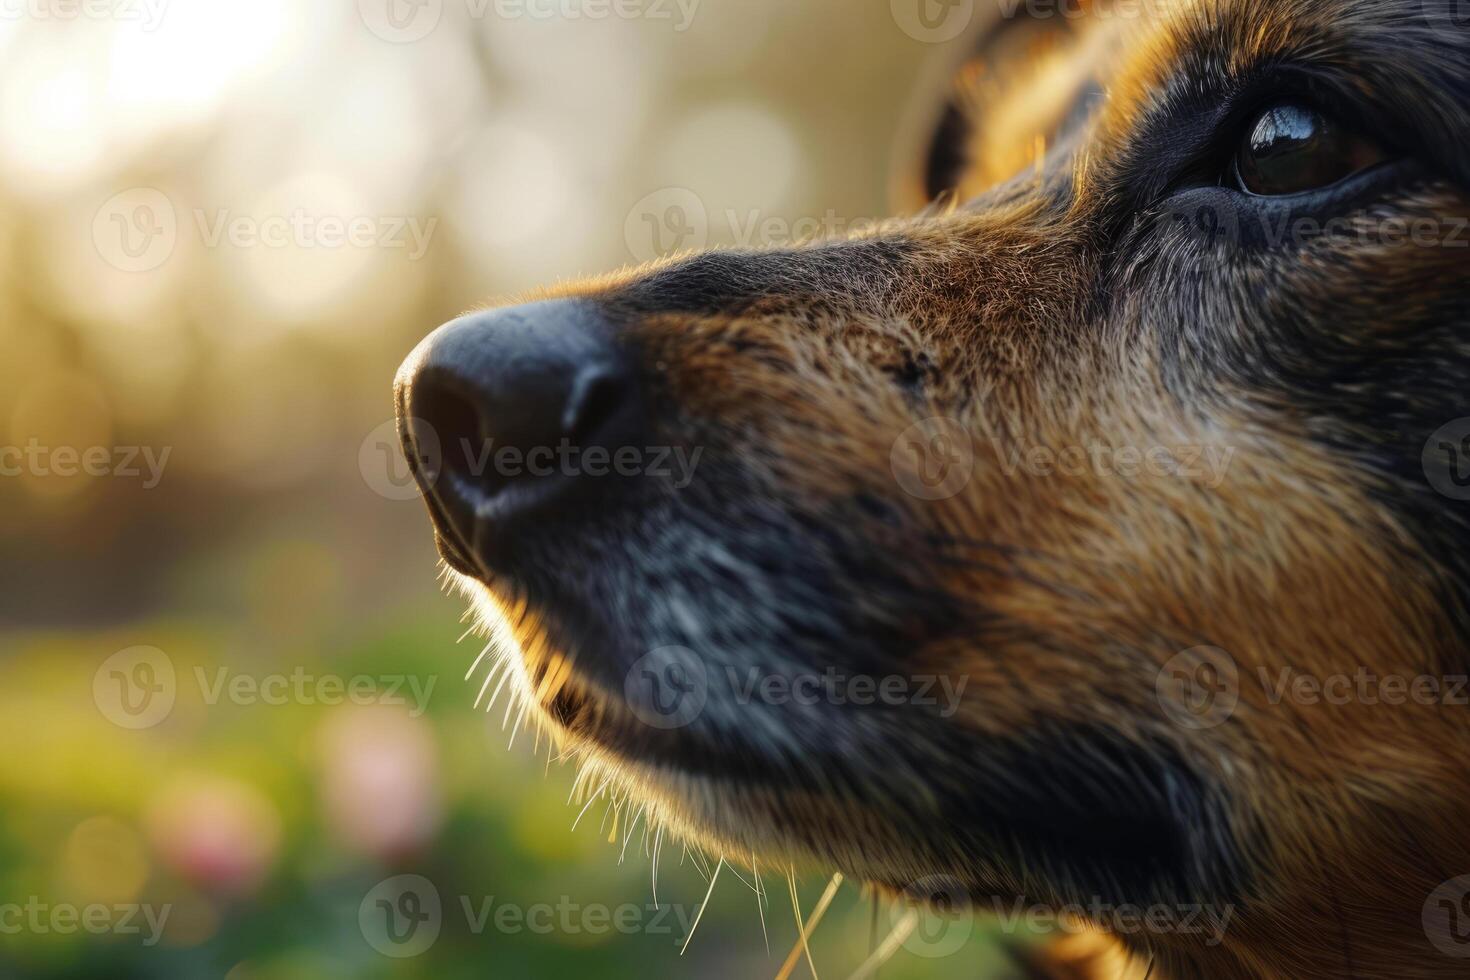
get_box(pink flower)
[317,705,442,861]
[146,776,281,898]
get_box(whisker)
[777,871,841,980]
[484,663,515,715]
[570,785,606,831]
[472,657,504,709]
[680,856,725,956]
[846,907,917,980]
[507,703,528,749]
[547,743,580,765]
[752,852,770,955]
[688,847,713,881]
[568,764,595,805]
[619,805,646,863]
[723,862,759,895]
[502,683,519,729]
[603,799,621,843]
[867,890,880,962]
[651,825,664,906]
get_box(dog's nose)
[394,299,642,569]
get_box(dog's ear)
[887,20,987,215]
[888,7,1120,213]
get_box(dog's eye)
[1230,103,1386,196]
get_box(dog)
[393,0,1470,976]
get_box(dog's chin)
[442,565,986,888]
[443,560,1237,916]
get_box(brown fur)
[399,1,1470,976]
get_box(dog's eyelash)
[1184,69,1398,192]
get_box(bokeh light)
[0,2,1010,977]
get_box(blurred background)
[0,0,1037,975]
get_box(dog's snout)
[394,299,642,568]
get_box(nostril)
[564,366,637,448]
[394,299,647,570]
[412,372,488,493]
